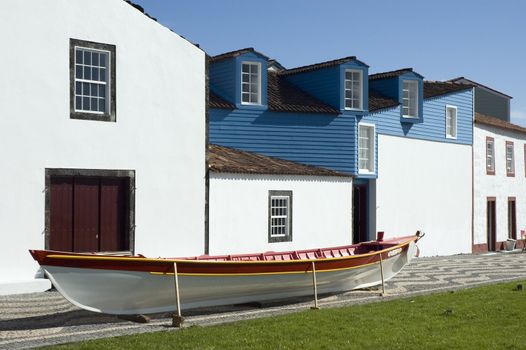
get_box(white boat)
[30,233,422,315]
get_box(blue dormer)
[280,57,369,115]
[339,61,369,114]
[209,48,268,111]
[369,68,424,123]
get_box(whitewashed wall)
[209,173,353,255]
[375,135,472,256]
[0,0,206,294]
[473,124,526,247]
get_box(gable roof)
[475,113,526,134]
[449,77,512,99]
[280,56,365,76]
[423,81,474,99]
[124,0,157,21]
[369,68,419,81]
[210,48,269,63]
[208,144,350,177]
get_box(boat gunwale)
[36,236,417,266]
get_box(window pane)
[75,82,82,95]
[91,84,98,97]
[75,96,82,110]
[76,65,83,79]
[76,49,83,64]
[83,97,90,110]
[91,98,98,111]
[92,52,99,66]
[242,64,249,73]
[99,99,106,113]
[100,68,106,81]
[242,93,249,103]
[82,82,90,96]
[84,51,91,65]
[100,85,106,98]
[92,68,99,81]
[84,66,91,80]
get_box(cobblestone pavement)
[2,252,526,349]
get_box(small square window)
[70,39,116,122]
[268,191,292,243]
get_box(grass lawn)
[47,280,526,350]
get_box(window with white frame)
[268,191,292,242]
[486,137,495,175]
[358,124,375,173]
[241,62,261,105]
[70,39,115,122]
[446,105,457,138]
[402,80,418,118]
[506,141,515,176]
[344,69,362,110]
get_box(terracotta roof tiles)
[475,113,526,135]
[423,81,474,98]
[209,144,350,177]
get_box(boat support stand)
[379,253,386,296]
[310,261,320,310]
[172,262,184,327]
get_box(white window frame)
[445,105,457,139]
[344,69,363,111]
[358,123,376,174]
[241,61,261,105]
[74,46,111,115]
[486,137,495,175]
[506,141,515,176]
[268,191,292,243]
[402,80,419,118]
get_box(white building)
[473,113,526,252]
[0,0,206,294]
[208,145,354,254]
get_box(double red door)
[49,176,129,252]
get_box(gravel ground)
[1,251,526,349]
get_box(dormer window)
[344,69,363,110]
[241,62,261,105]
[402,80,418,118]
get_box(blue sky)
[134,0,526,125]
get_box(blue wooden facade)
[208,49,474,179]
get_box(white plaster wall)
[209,173,353,255]
[376,135,472,256]
[0,0,206,293]
[473,125,526,246]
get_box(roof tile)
[209,144,350,177]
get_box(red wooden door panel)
[49,177,73,251]
[73,177,100,252]
[100,178,128,251]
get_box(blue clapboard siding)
[283,67,341,109]
[362,89,473,145]
[369,77,399,100]
[209,59,236,102]
[209,109,357,174]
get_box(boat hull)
[40,240,417,315]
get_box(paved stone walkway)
[1,252,526,349]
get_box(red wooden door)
[49,175,129,252]
[49,177,74,251]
